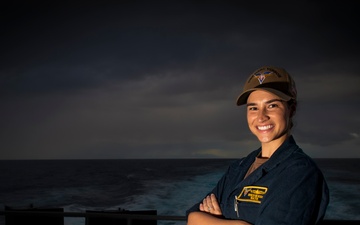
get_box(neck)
[261,134,289,158]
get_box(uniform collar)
[237,136,299,187]
[261,135,299,172]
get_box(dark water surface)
[0,158,359,224]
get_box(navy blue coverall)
[186,136,329,225]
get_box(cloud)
[299,136,360,158]
[1,54,359,159]
[0,1,359,159]
[191,148,234,158]
[349,133,359,139]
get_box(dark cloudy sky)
[1,1,359,159]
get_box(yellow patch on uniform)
[236,186,268,204]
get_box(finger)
[210,194,219,208]
[210,194,222,214]
[205,195,213,210]
[199,203,205,212]
[201,197,209,212]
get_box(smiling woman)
[246,90,294,157]
[186,66,330,225]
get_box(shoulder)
[278,136,322,172]
[290,148,319,167]
[280,148,325,179]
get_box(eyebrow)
[246,98,284,107]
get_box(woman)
[186,66,329,225]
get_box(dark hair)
[287,99,297,129]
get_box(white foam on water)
[115,170,224,225]
[63,204,86,225]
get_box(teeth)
[258,125,273,130]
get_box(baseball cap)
[236,66,297,106]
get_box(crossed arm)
[187,193,251,225]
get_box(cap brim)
[236,88,292,106]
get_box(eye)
[247,106,257,111]
[268,103,278,109]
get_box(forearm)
[187,212,251,225]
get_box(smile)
[257,125,274,131]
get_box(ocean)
[0,158,359,225]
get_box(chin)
[258,137,272,143]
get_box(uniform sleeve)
[256,160,329,225]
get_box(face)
[246,90,292,147]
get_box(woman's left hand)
[199,193,222,216]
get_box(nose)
[257,108,269,123]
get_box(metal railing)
[0,210,185,225]
[1,210,359,225]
